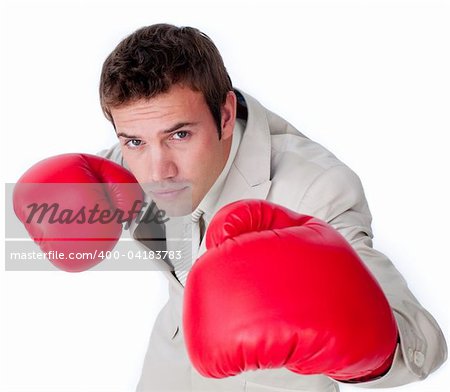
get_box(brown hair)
[99,23,233,138]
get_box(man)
[94,23,447,391]
[15,23,447,391]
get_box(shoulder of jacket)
[97,143,125,167]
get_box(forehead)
[110,84,208,127]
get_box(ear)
[220,91,237,140]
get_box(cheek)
[183,139,218,180]
[120,150,146,182]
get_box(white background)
[1,0,449,391]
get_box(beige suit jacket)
[99,90,447,392]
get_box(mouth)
[148,186,189,200]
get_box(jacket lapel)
[214,89,273,211]
[197,90,273,257]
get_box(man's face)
[110,84,235,216]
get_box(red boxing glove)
[183,199,398,381]
[13,153,144,272]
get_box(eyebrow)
[116,122,197,139]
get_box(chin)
[153,197,195,217]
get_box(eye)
[125,139,143,148]
[172,131,190,140]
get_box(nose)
[148,146,178,183]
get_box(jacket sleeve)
[298,164,447,388]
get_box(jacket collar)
[213,89,272,210]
